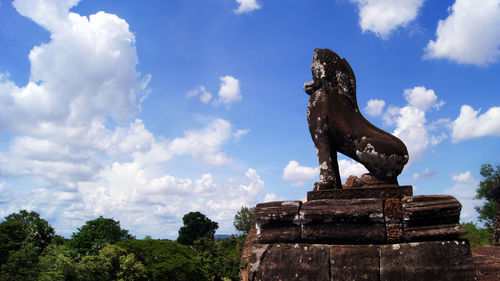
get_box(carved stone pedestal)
[241,186,476,281]
[243,241,475,281]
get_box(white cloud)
[168,119,234,166]
[216,75,241,106]
[234,0,261,14]
[282,158,367,186]
[412,167,436,180]
[1,165,267,238]
[364,99,386,117]
[425,0,500,65]
[444,171,482,221]
[187,76,241,108]
[403,86,444,111]
[233,129,250,141]
[186,86,213,104]
[13,0,80,31]
[283,160,318,186]
[263,193,278,202]
[338,158,368,179]
[451,105,500,142]
[0,0,258,238]
[350,0,424,39]
[384,86,448,162]
[0,0,151,191]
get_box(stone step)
[244,241,475,281]
[254,193,466,244]
[307,185,413,201]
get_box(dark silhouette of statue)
[304,48,409,190]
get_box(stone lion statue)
[304,48,409,190]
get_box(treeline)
[0,208,254,281]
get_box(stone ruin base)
[242,240,475,281]
[240,186,477,281]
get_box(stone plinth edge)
[243,240,475,281]
[307,185,413,201]
[255,194,466,244]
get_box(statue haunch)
[304,49,409,190]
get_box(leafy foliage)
[117,239,206,281]
[75,245,147,281]
[38,243,78,281]
[233,206,255,234]
[177,212,219,245]
[71,216,134,255]
[0,210,245,281]
[0,243,40,281]
[461,222,493,246]
[0,210,55,274]
[475,164,500,228]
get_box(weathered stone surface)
[247,243,269,281]
[402,195,466,241]
[384,198,403,222]
[240,228,257,281]
[330,245,379,280]
[385,198,403,243]
[343,175,364,188]
[380,240,475,281]
[308,185,412,201]
[301,199,385,243]
[386,223,404,243]
[404,224,467,241]
[254,244,330,281]
[403,195,462,224]
[304,49,408,189]
[256,227,301,244]
[255,201,301,243]
[242,241,476,281]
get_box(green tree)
[0,243,40,281]
[192,236,246,281]
[217,235,246,281]
[193,237,224,280]
[1,210,55,250]
[461,222,493,246]
[475,164,500,228]
[75,245,146,281]
[117,239,207,281]
[177,212,218,245]
[0,210,55,272]
[37,243,78,281]
[233,206,255,234]
[71,216,134,255]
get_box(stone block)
[384,198,403,243]
[255,201,301,243]
[402,195,466,241]
[301,199,385,243]
[379,240,475,281]
[386,223,404,243]
[330,245,379,280]
[307,185,412,201]
[247,243,269,281]
[254,244,330,281]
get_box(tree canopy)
[0,210,55,273]
[233,206,255,234]
[117,239,206,281]
[71,216,134,255]
[475,164,500,228]
[177,212,218,245]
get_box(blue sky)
[0,0,499,239]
